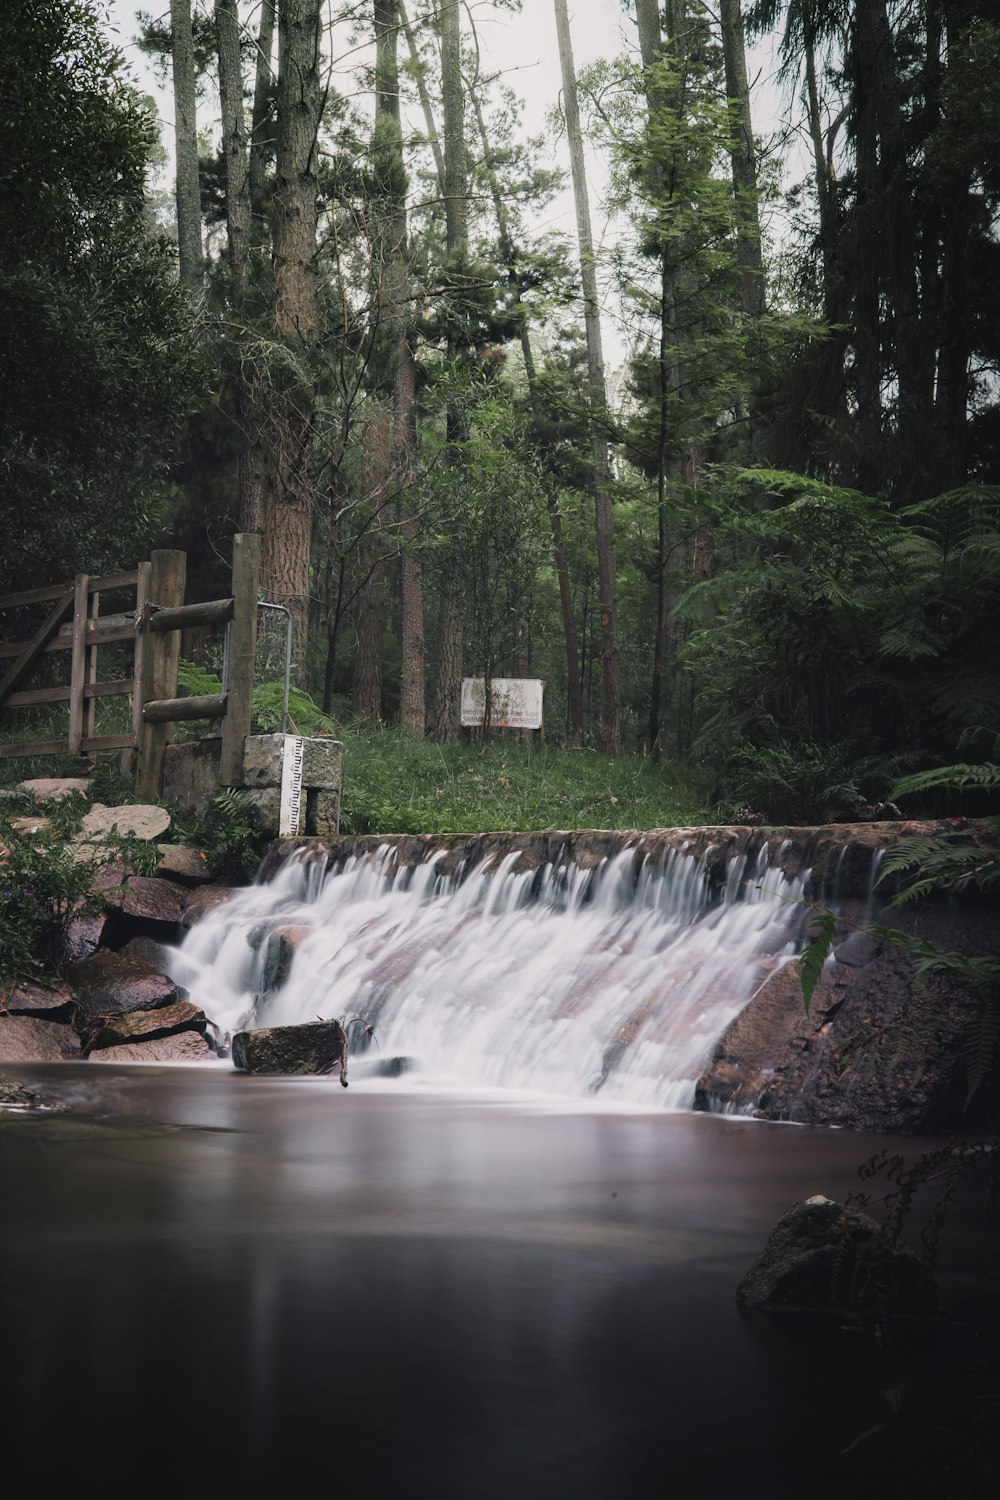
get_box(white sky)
[104,1,793,367]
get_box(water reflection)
[2,1065,996,1497]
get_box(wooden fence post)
[134,550,187,800]
[67,573,89,756]
[220,533,261,786]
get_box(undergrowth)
[335,724,712,835]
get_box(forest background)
[1,0,998,831]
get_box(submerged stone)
[737,1195,938,1320]
[232,1020,347,1080]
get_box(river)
[2,1062,996,1497]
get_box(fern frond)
[891,763,1000,797]
[964,1003,1000,1106]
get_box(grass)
[335,724,713,835]
[1,697,714,835]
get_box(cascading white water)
[170,842,814,1108]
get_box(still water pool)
[1,1064,996,1498]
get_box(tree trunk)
[215,0,250,285]
[850,4,885,492]
[553,0,621,755]
[376,0,424,734]
[352,421,390,722]
[266,0,322,677]
[170,0,203,289]
[719,0,764,318]
[465,60,584,743]
[215,0,268,538]
[431,589,463,741]
[399,0,446,193]
[250,0,277,245]
[433,0,467,742]
[635,0,685,757]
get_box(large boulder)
[17,777,90,803]
[232,1020,347,1080]
[696,895,1000,1133]
[247,923,307,991]
[155,844,213,882]
[121,935,174,971]
[56,911,108,964]
[181,885,237,927]
[0,1015,82,1061]
[737,1194,938,1321]
[80,803,171,841]
[89,1031,214,1064]
[84,998,209,1054]
[103,876,187,925]
[68,951,184,1017]
[2,978,75,1021]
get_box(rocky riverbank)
[4,808,997,1132]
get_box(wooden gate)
[0,534,260,799]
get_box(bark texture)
[553,0,620,754]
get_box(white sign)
[460,678,544,730]
[279,735,305,836]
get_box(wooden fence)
[0,534,260,799]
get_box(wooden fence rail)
[0,534,261,800]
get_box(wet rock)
[832,930,882,967]
[56,911,107,964]
[248,923,307,990]
[232,1020,347,1078]
[2,978,75,1021]
[181,885,237,927]
[69,951,184,1017]
[737,1195,938,1320]
[103,876,187,926]
[697,896,1000,1133]
[0,1015,82,1061]
[89,1031,214,1063]
[694,959,833,1117]
[0,1072,39,1106]
[85,998,208,1053]
[155,844,213,882]
[80,803,171,841]
[122,936,174,971]
[17,777,90,803]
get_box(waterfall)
[170,842,812,1108]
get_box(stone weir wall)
[265,821,1000,1135]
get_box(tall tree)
[266,0,323,672]
[170,0,204,288]
[459,15,584,741]
[553,0,621,754]
[375,0,425,734]
[430,0,468,741]
[719,0,765,318]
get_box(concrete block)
[242,786,281,838]
[307,788,340,838]
[301,737,343,791]
[241,733,286,788]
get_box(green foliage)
[177,661,338,740]
[0,0,204,593]
[678,472,1000,815]
[337,725,710,836]
[172,788,262,883]
[799,913,838,1016]
[718,739,896,825]
[0,815,97,987]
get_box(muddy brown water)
[2,1063,997,1498]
